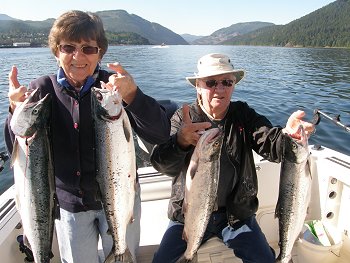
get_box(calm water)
[0,45,349,194]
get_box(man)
[150,53,314,263]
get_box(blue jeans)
[152,213,275,263]
[55,187,141,263]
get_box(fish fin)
[122,118,131,142]
[182,201,188,214]
[188,162,198,180]
[275,253,292,263]
[104,246,134,263]
[10,138,19,168]
[14,194,21,211]
[306,158,312,180]
[213,197,218,212]
[16,235,34,261]
[23,234,32,251]
[182,229,188,242]
[53,193,61,220]
[175,255,188,263]
[274,201,280,219]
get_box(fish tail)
[104,247,134,263]
[175,255,189,263]
[275,253,292,263]
[176,253,198,263]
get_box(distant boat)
[152,43,169,48]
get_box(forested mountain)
[181,34,204,43]
[192,22,274,45]
[0,0,349,48]
[0,10,187,46]
[0,14,16,20]
[96,10,187,45]
[222,0,350,47]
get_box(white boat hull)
[1,144,350,262]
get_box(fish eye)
[96,91,103,101]
[32,108,39,115]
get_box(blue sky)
[0,0,336,35]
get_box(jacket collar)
[56,65,100,97]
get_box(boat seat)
[197,237,241,263]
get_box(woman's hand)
[102,62,138,104]
[283,110,315,139]
[8,66,32,113]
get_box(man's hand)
[283,110,315,139]
[177,104,212,149]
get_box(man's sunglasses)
[58,44,100,55]
[203,79,234,88]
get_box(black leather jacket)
[150,100,286,224]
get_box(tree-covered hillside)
[193,22,274,45]
[0,1,349,48]
[222,0,350,47]
[0,10,187,47]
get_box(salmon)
[10,90,56,263]
[177,128,223,263]
[91,87,136,263]
[275,126,312,263]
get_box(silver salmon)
[177,128,223,263]
[91,87,136,263]
[275,126,312,263]
[10,90,56,263]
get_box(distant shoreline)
[0,45,45,49]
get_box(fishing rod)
[313,109,350,133]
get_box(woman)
[6,10,170,263]
[150,53,314,263]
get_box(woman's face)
[56,40,101,88]
[196,73,236,120]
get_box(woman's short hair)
[48,10,108,58]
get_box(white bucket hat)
[186,53,245,87]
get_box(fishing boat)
[151,43,169,48]
[0,102,349,263]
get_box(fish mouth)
[207,128,223,142]
[295,125,308,148]
[18,131,37,140]
[103,110,123,121]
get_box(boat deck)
[135,145,350,263]
[136,195,350,263]
[1,145,350,262]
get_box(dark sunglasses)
[203,79,234,88]
[58,44,100,55]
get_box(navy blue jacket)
[5,70,170,212]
